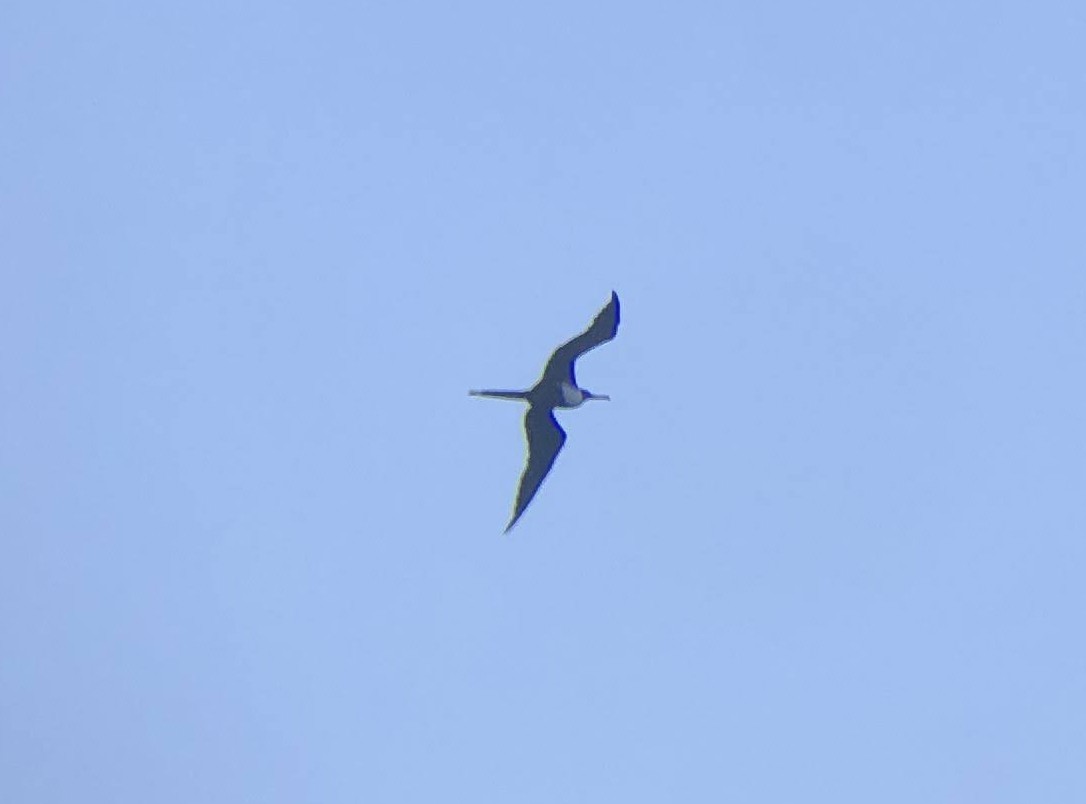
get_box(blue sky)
[3,1,1085,801]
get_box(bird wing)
[541,291,620,385]
[505,406,567,532]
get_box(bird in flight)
[471,291,620,532]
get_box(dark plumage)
[470,291,620,532]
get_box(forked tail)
[469,389,529,400]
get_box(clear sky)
[3,2,1085,802]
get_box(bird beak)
[589,393,610,401]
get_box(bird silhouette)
[470,291,620,532]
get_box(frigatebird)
[470,291,620,532]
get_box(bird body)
[470,291,620,532]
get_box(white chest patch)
[560,382,584,407]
